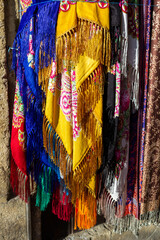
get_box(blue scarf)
[12,1,72,212]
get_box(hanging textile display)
[97,0,121,221]
[10,0,160,235]
[141,0,160,219]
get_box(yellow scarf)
[41,1,110,229]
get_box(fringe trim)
[52,188,72,222]
[97,188,116,223]
[36,185,51,211]
[128,64,139,111]
[73,139,102,190]
[38,62,52,96]
[56,18,111,73]
[31,157,60,195]
[77,65,103,127]
[74,190,97,230]
[10,155,30,203]
[112,211,160,236]
[121,36,128,77]
[43,115,72,186]
[140,211,160,226]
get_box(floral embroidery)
[20,0,32,14]
[48,62,80,140]
[18,129,26,151]
[48,61,57,94]
[119,0,128,13]
[59,68,80,140]
[13,80,25,129]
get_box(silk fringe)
[56,18,111,73]
[77,65,103,127]
[38,63,52,96]
[43,114,99,228]
[121,36,128,77]
[43,115,72,185]
[10,155,30,203]
[128,64,139,111]
[52,188,72,222]
[74,190,97,230]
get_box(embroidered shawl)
[42,1,111,229]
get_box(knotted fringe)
[74,190,97,230]
[38,63,52,96]
[121,36,128,77]
[73,138,102,189]
[97,188,116,223]
[73,134,102,192]
[43,114,100,195]
[77,65,103,127]
[56,18,111,73]
[43,115,72,186]
[111,211,160,236]
[128,64,139,111]
[10,155,30,203]
[52,188,72,222]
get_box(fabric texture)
[141,0,160,215]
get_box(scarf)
[124,0,139,220]
[11,0,73,221]
[97,0,121,221]
[141,0,160,218]
[42,1,111,229]
[128,0,139,111]
[139,0,152,216]
[107,0,129,215]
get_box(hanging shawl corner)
[74,189,97,230]
[10,155,30,203]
